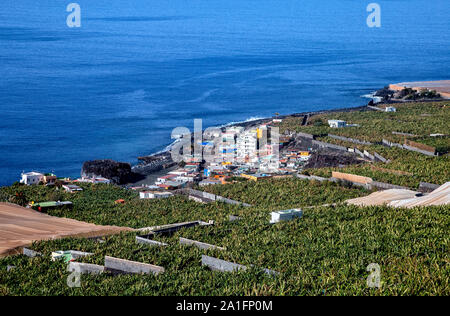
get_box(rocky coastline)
[372,86,445,103]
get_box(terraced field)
[277,101,450,145]
[0,181,449,295]
[304,143,449,188]
[0,203,448,296]
[274,102,450,188]
[1,101,449,296]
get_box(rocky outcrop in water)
[374,85,443,102]
[81,159,144,184]
[374,86,395,99]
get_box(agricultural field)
[0,178,367,228]
[305,141,449,188]
[0,183,235,228]
[200,177,367,209]
[0,202,448,296]
[274,102,450,188]
[277,101,450,146]
[1,180,449,295]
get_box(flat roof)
[34,201,73,207]
[159,174,177,179]
[141,191,172,194]
[22,172,43,176]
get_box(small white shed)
[270,209,303,223]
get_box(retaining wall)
[328,134,372,145]
[354,148,365,158]
[405,139,436,153]
[418,182,440,193]
[332,171,373,184]
[402,144,436,156]
[296,174,330,182]
[373,152,388,163]
[382,139,404,149]
[382,139,436,156]
[363,150,375,161]
[201,255,279,276]
[180,238,224,251]
[182,189,251,207]
[105,256,164,275]
[311,140,348,151]
[392,131,416,137]
[370,181,409,190]
[68,262,105,275]
[296,132,315,139]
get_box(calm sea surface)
[1,0,449,185]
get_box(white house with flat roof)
[76,177,111,184]
[385,106,396,112]
[62,184,83,193]
[20,172,44,185]
[328,120,346,128]
[139,191,173,199]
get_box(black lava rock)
[81,159,144,184]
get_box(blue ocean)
[1,0,449,186]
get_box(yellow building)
[241,173,258,181]
[241,173,272,182]
[256,128,263,139]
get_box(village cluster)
[134,119,317,198]
[19,114,389,204]
[17,104,408,206]
[18,118,319,201]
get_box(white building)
[430,133,445,137]
[216,130,239,163]
[184,163,200,172]
[203,129,222,138]
[299,155,311,162]
[156,174,178,184]
[76,177,111,184]
[328,120,346,128]
[206,164,227,174]
[270,209,303,224]
[176,174,198,183]
[20,172,44,185]
[236,130,258,162]
[62,184,83,193]
[226,126,244,134]
[168,169,189,176]
[258,159,280,173]
[199,179,222,186]
[385,106,396,112]
[139,191,173,199]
